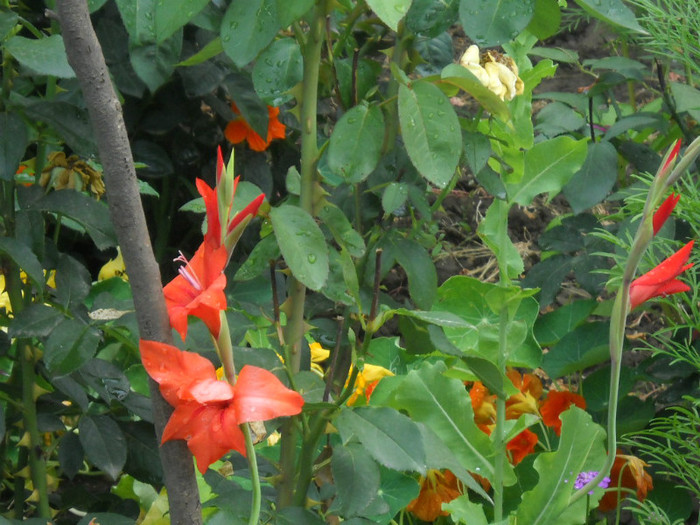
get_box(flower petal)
[224,119,248,145]
[196,178,221,248]
[187,378,235,403]
[232,365,304,423]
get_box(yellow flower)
[346,363,394,405]
[98,248,128,281]
[40,151,105,199]
[309,341,330,376]
[0,274,11,314]
[459,45,524,101]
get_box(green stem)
[242,423,262,525]
[278,1,329,508]
[21,344,51,517]
[382,26,408,153]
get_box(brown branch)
[55,2,202,523]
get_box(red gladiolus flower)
[140,340,304,473]
[507,428,539,465]
[163,241,228,341]
[652,193,680,235]
[661,139,681,172]
[629,241,694,310]
[224,104,286,152]
[540,390,586,436]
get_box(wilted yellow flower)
[459,45,524,101]
[98,248,128,281]
[40,151,105,199]
[309,341,330,376]
[346,363,394,405]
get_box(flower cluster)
[139,149,304,473]
[574,470,610,495]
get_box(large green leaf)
[477,199,524,279]
[330,443,388,518]
[336,406,427,474]
[24,101,96,155]
[459,0,535,47]
[382,234,437,310]
[573,0,645,33]
[398,82,461,188]
[270,205,328,291]
[0,112,28,181]
[27,190,117,250]
[542,321,610,379]
[328,103,385,184]
[391,361,503,482]
[154,0,208,42]
[317,202,365,258]
[115,0,155,42]
[506,135,587,206]
[366,0,411,31]
[276,0,314,27]
[221,0,279,67]
[8,304,64,339]
[563,140,618,214]
[43,318,100,375]
[516,407,606,524]
[533,299,597,346]
[54,254,91,309]
[405,0,459,38]
[253,38,303,106]
[79,415,127,480]
[4,35,75,78]
[129,33,183,93]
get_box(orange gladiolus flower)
[163,241,228,342]
[406,470,462,521]
[598,450,653,512]
[540,390,586,436]
[140,340,304,474]
[629,240,694,310]
[224,104,286,152]
[507,428,539,465]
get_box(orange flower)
[224,104,286,152]
[469,381,497,425]
[540,390,586,436]
[140,340,304,473]
[406,470,462,521]
[598,451,653,512]
[163,241,228,342]
[507,429,539,465]
[505,369,543,419]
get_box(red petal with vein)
[164,242,228,341]
[228,193,265,234]
[139,340,216,405]
[652,193,680,235]
[196,178,221,248]
[662,139,681,172]
[630,241,694,309]
[232,365,304,423]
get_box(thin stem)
[242,423,262,525]
[369,249,382,322]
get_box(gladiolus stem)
[242,422,262,525]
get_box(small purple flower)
[574,471,611,495]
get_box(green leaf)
[459,0,535,47]
[366,0,411,31]
[542,321,610,379]
[322,248,356,305]
[23,101,96,155]
[43,318,100,375]
[121,421,163,485]
[130,32,183,93]
[115,0,156,42]
[270,205,328,291]
[225,72,270,139]
[78,415,127,480]
[534,101,585,137]
[383,235,437,310]
[58,432,84,480]
[28,190,117,250]
[328,104,385,184]
[516,408,606,524]
[79,359,131,405]
[0,237,44,289]
[154,0,208,42]
[0,10,19,40]
[394,308,470,328]
[381,182,409,215]
[563,140,618,214]
[443,495,488,525]
[533,299,597,346]
[477,199,524,278]
[221,0,279,68]
[77,513,136,525]
[0,112,28,181]
[4,35,75,78]
[336,406,427,473]
[318,202,366,257]
[9,304,64,339]
[506,136,587,206]
[176,37,223,66]
[253,38,303,106]
[377,467,421,520]
[330,443,388,518]
[54,254,92,309]
[234,235,281,282]
[391,361,501,482]
[463,131,492,175]
[405,0,459,38]
[441,64,511,122]
[276,0,314,27]
[398,81,461,188]
[526,0,561,40]
[573,0,646,33]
